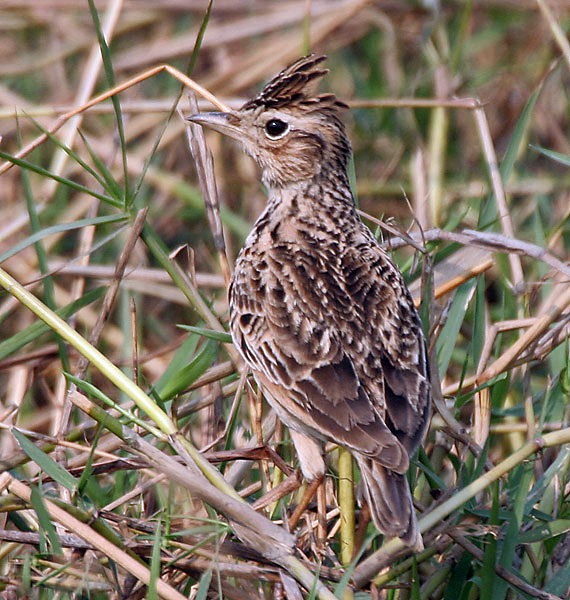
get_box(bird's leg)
[289,475,323,530]
[287,428,326,529]
[247,382,272,493]
[316,481,327,548]
[354,501,371,552]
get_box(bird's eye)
[264,119,289,140]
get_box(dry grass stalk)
[1,2,570,598]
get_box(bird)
[188,54,431,550]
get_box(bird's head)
[188,55,351,189]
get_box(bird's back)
[230,174,430,460]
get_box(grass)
[0,1,570,599]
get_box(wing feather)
[229,228,430,469]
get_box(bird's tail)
[355,456,423,551]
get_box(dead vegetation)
[0,1,570,598]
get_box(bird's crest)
[241,54,348,113]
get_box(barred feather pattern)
[191,54,432,550]
[229,174,430,548]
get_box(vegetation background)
[0,0,569,598]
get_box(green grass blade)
[151,334,199,399]
[472,276,485,370]
[131,0,212,202]
[561,338,570,396]
[307,563,321,600]
[525,446,570,512]
[0,286,105,361]
[76,424,103,497]
[543,557,570,595]
[479,481,499,599]
[450,0,473,73]
[442,552,471,599]
[12,429,78,493]
[530,143,570,167]
[195,567,213,600]
[26,112,110,196]
[177,325,232,343]
[30,485,63,556]
[187,0,212,76]
[147,516,162,600]
[500,83,543,183]
[64,373,165,439]
[87,0,130,207]
[156,338,218,402]
[491,461,534,600]
[78,129,125,201]
[19,126,71,373]
[417,448,447,491]
[478,81,544,229]
[0,214,127,264]
[0,148,119,207]
[334,533,376,598]
[518,519,570,544]
[410,555,420,600]
[436,279,477,379]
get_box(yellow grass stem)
[0,267,174,434]
[338,446,355,566]
[1,474,188,600]
[535,0,570,70]
[427,106,448,227]
[353,426,570,587]
[0,266,243,503]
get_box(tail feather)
[356,456,423,551]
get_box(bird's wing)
[341,240,432,456]
[230,236,430,470]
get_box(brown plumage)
[189,55,431,550]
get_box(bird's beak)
[187,111,244,142]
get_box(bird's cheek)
[283,142,324,179]
[290,159,321,180]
